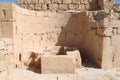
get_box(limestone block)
[68,4,76,10]
[41,4,47,10]
[38,0,44,3]
[31,0,39,4]
[51,0,62,4]
[72,0,80,4]
[34,4,42,10]
[1,22,13,38]
[78,4,85,10]
[63,0,72,4]
[59,4,68,11]
[44,0,51,4]
[66,50,81,68]
[28,4,35,10]
[41,55,75,74]
[51,46,65,55]
[49,4,58,11]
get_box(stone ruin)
[1,0,120,76]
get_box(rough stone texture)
[18,0,99,11]
[1,0,120,79]
[0,2,119,70]
[41,55,75,74]
[66,50,81,68]
[1,0,120,76]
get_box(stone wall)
[18,0,115,11]
[0,3,14,55]
[0,3,15,72]
[18,0,99,11]
[12,4,104,68]
[1,2,120,69]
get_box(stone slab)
[41,55,75,74]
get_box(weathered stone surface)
[66,50,81,68]
[1,1,120,78]
[18,0,101,11]
[63,0,72,4]
[41,55,75,74]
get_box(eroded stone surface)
[0,0,120,79]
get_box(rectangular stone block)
[31,0,39,4]
[41,55,75,74]
[49,4,58,11]
[68,4,76,10]
[41,4,47,10]
[51,0,62,4]
[72,0,80,4]
[58,4,68,11]
[63,0,72,4]
[78,4,85,10]
[44,0,51,4]
[34,4,42,10]
[38,0,44,3]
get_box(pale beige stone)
[63,0,72,4]
[51,0,62,4]
[44,0,51,4]
[1,2,120,78]
[51,46,65,55]
[41,55,75,74]
[1,22,13,38]
[41,4,47,10]
[66,50,81,68]
[72,0,80,4]
[58,4,68,11]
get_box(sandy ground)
[0,67,120,80]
